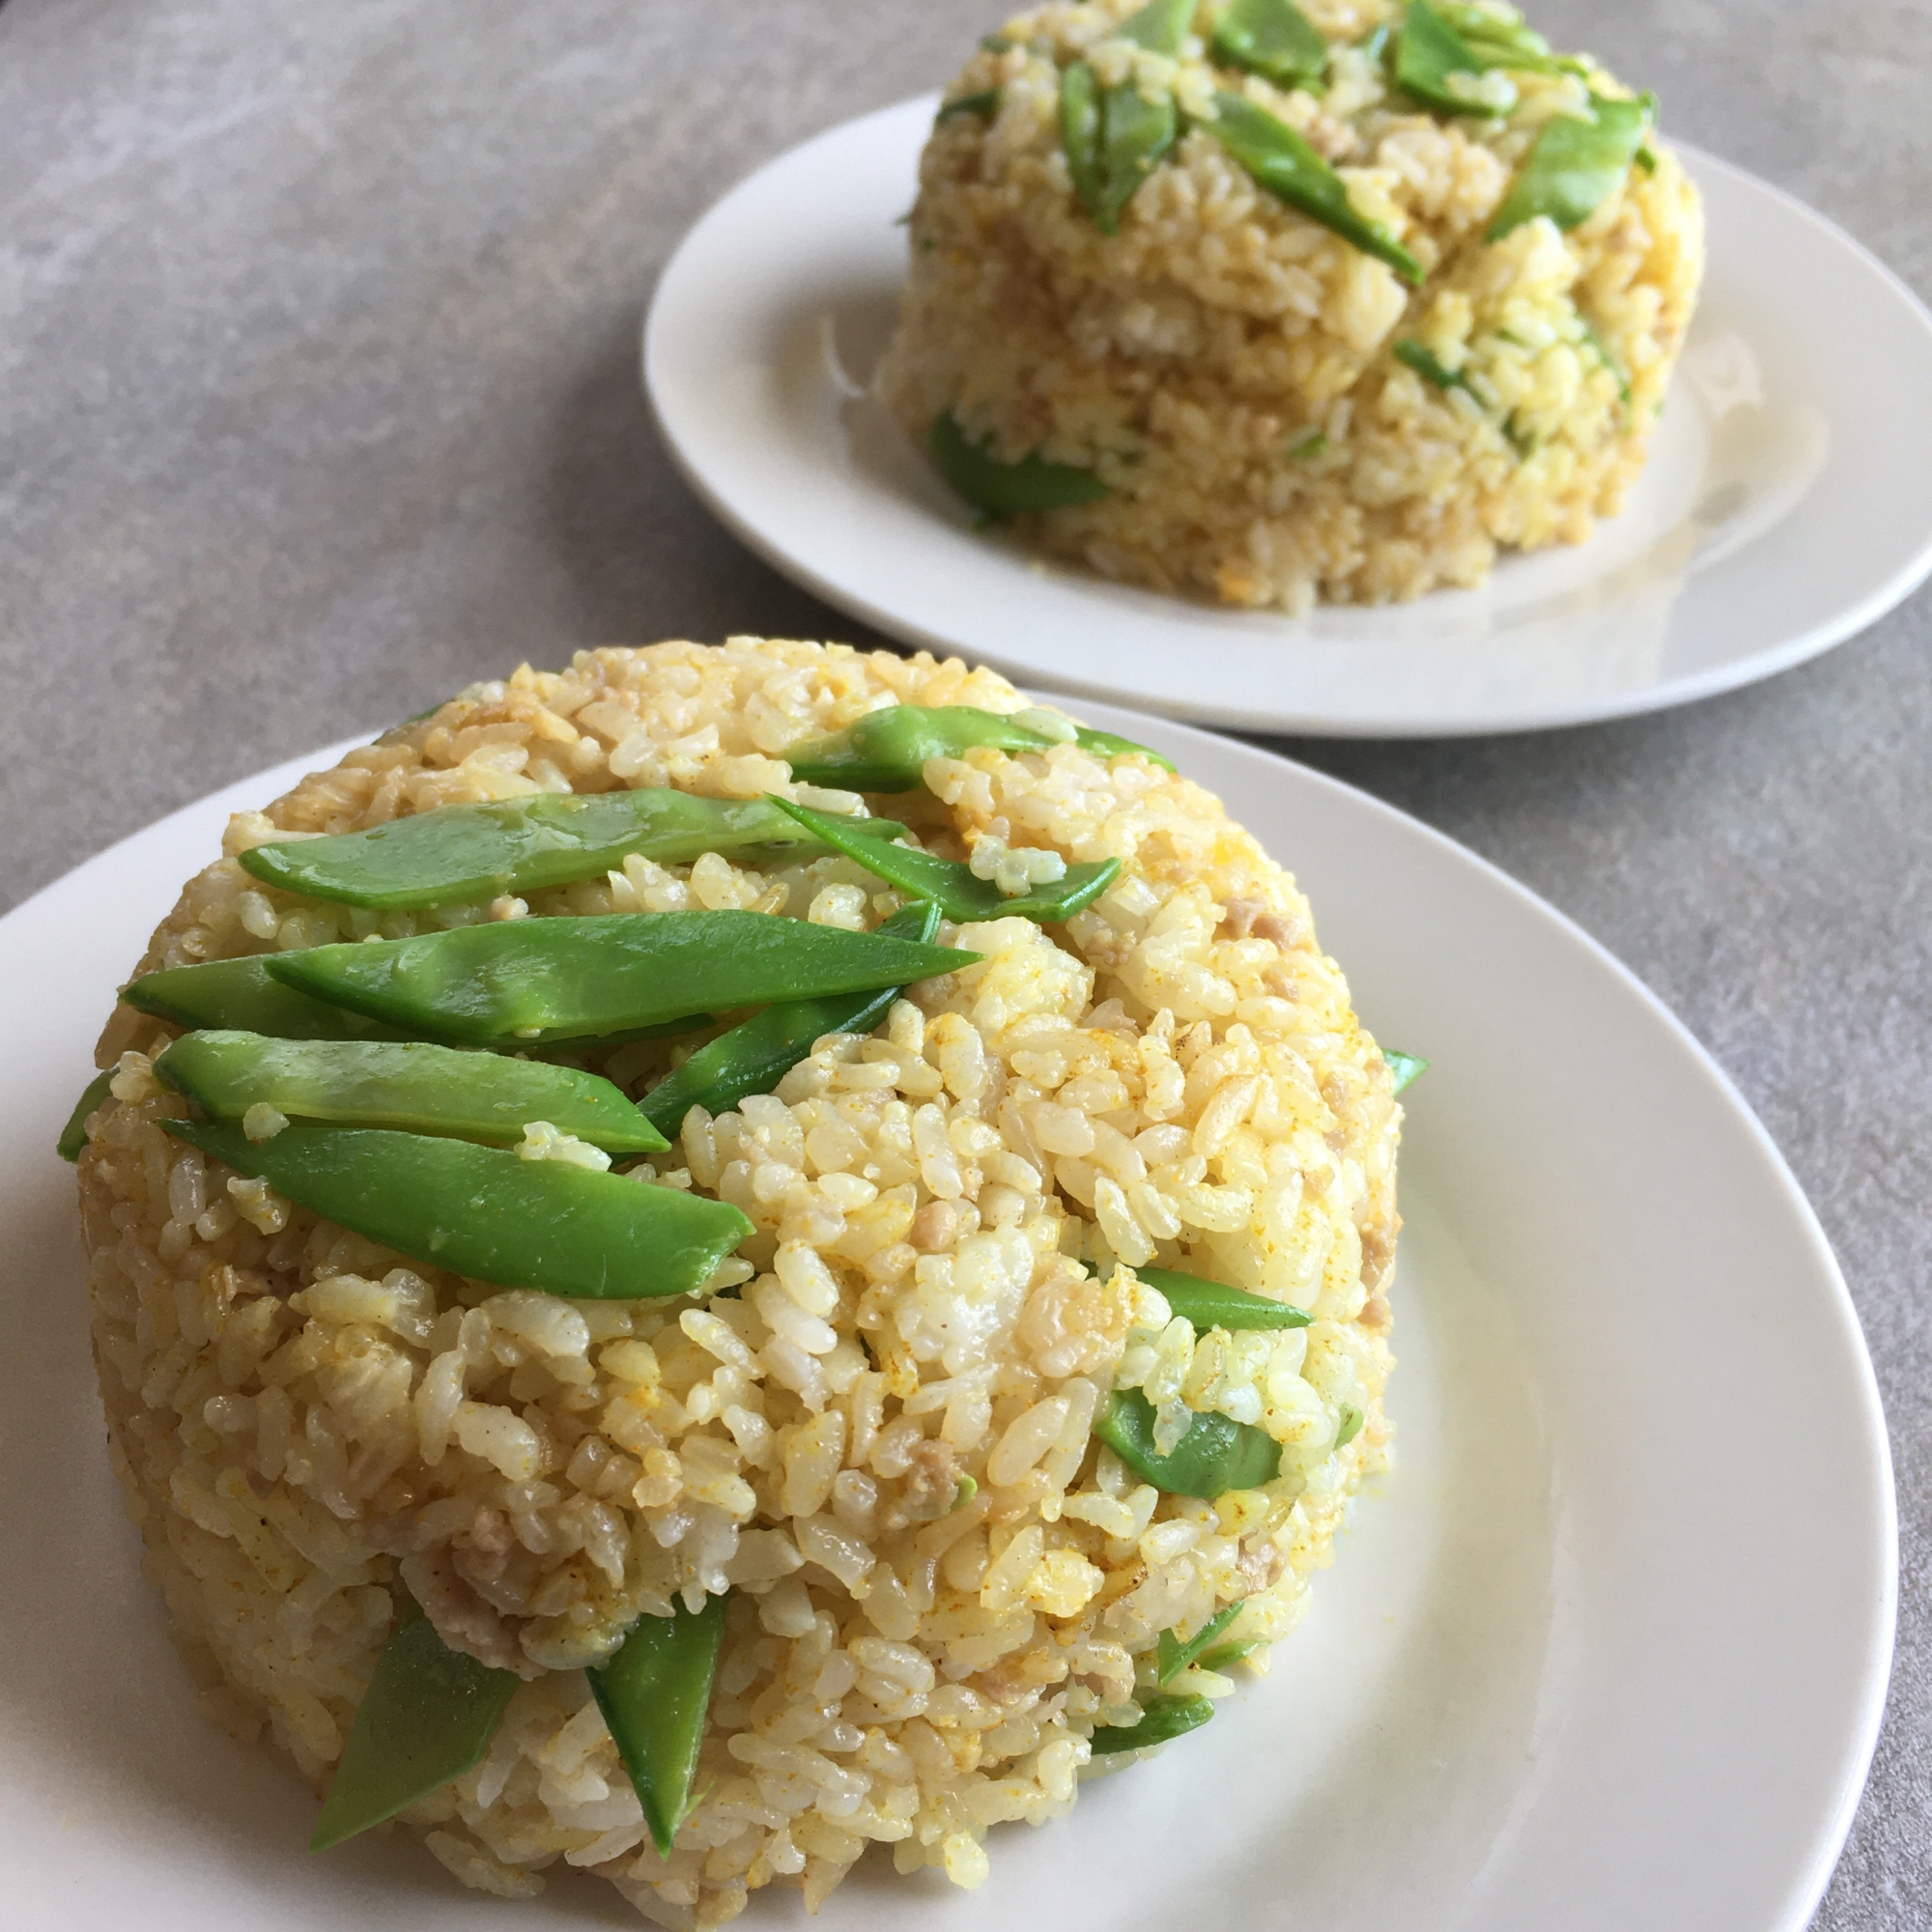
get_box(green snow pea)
[1335,1401,1365,1447]
[1487,93,1652,239]
[640,901,940,1138]
[1094,1387,1282,1497]
[1578,320,1632,407]
[1211,0,1328,92]
[766,796,1121,925]
[929,412,1110,517]
[1136,1264,1312,1331]
[57,1067,116,1162]
[123,954,412,1041]
[310,1597,520,1851]
[1432,1,1574,74]
[1384,1047,1429,1092]
[1156,1600,1245,1684]
[1394,0,1512,114]
[1062,0,1193,232]
[163,1118,753,1299]
[155,1031,668,1153]
[239,792,904,913]
[261,911,979,1049]
[1205,93,1424,283]
[1089,1691,1215,1754]
[588,1593,728,1858]
[782,702,1172,792]
[1198,1638,1262,1670]
[1393,338,1475,395]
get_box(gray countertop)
[3,0,1926,1920]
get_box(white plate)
[645,97,1932,737]
[0,706,1894,1931]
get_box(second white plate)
[646,97,1932,737]
[0,701,1895,1930]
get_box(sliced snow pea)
[1156,1600,1245,1684]
[309,1598,520,1851]
[1394,0,1513,114]
[640,901,940,1138]
[767,796,1121,925]
[781,702,1172,791]
[1062,0,1193,232]
[1393,339,1475,395]
[1487,93,1652,239]
[1097,81,1179,230]
[155,1030,668,1153]
[1206,93,1424,283]
[587,1593,728,1858]
[1578,320,1632,407]
[1060,58,1108,220]
[937,88,1001,123]
[1089,1691,1215,1754]
[1094,1388,1282,1497]
[1335,1402,1365,1448]
[1136,1264,1312,1331]
[163,1118,753,1299]
[1198,1638,1263,1670]
[929,411,1110,517]
[1433,1,1575,74]
[58,1067,116,1162]
[239,792,903,913]
[1211,0,1328,91]
[1117,0,1196,51]
[123,954,412,1041]
[1384,1047,1429,1092]
[262,911,979,1049]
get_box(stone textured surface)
[2,0,1926,1920]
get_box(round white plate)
[646,97,1932,737]
[0,705,1893,1931]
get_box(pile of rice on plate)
[74,638,1404,1926]
[881,0,1705,610]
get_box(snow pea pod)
[928,411,1110,517]
[262,910,980,1048]
[1335,1402,1365,1447]
[1205,93,1424,283]
[782,703,1172,791]
[1384,1047,1429,1092]
[310,1598,520,1851]
[57,1067,116,1162]
[1136,1265,1311,1331]
[1060,58,1108,221]
[936,88,1001,123]
[1089,1691,1215,1754]
[1394,0,1512,114]
[163,1118,753,1298]
[767,796,1121,925]
[1094,1387,1282,1496]
[1487,94,1651,239]
[641,901,940,1138]
[239,792,904,913]
[1211,0,1328,91]
[587,1592,728,1858]
[123,954,412,1040]
[155,1030,668,1153]
[1156,1600,1245,1684]
[1393,339,1475,395]
[1062,0,1192,232]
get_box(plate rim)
[642,94,1932,739]
[0,707,1897,1930]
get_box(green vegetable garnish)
[155,1031,668,1153]
[1487,93,1652,239]
[766,796,1122,925]
[1211,0,1328,92]
[1156,1600,1245,1684]
[1089,1691,1216,1753]
[163,1118,753,1299]
[1134,1264,1311,1331]
[1393,339,1475,395]
[588,1594,728,1858]
[1198,1638,1263,1671]
[239,792,902,913]
[57,1067,116,1162]
[1383,1047,1429,1092]
[1394,0,1514,114]
[1061,0,1193,232]
[1334,1402,1365,1448]
[1288,431,1328,460]
[1578,319,1633,407]
[1204,93,1424,284]
[928,412,1110,518]
[1094,1388,1283,1497]
[123,955,412,1041]
[309,1599,520,1851]
[1432,0,1573,74]
[782,702,1172,791]
[261,911,978,1049]
[640,901,940,1138]
[937,89,1002,123]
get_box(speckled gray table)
[3,0,1926,1920]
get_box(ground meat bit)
[1358,1291,1392,1333]
[1218,896,1265,939]
[1360,1218,1398,1292]
[908,1200,958,1252]
[898,1437,963,1520]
